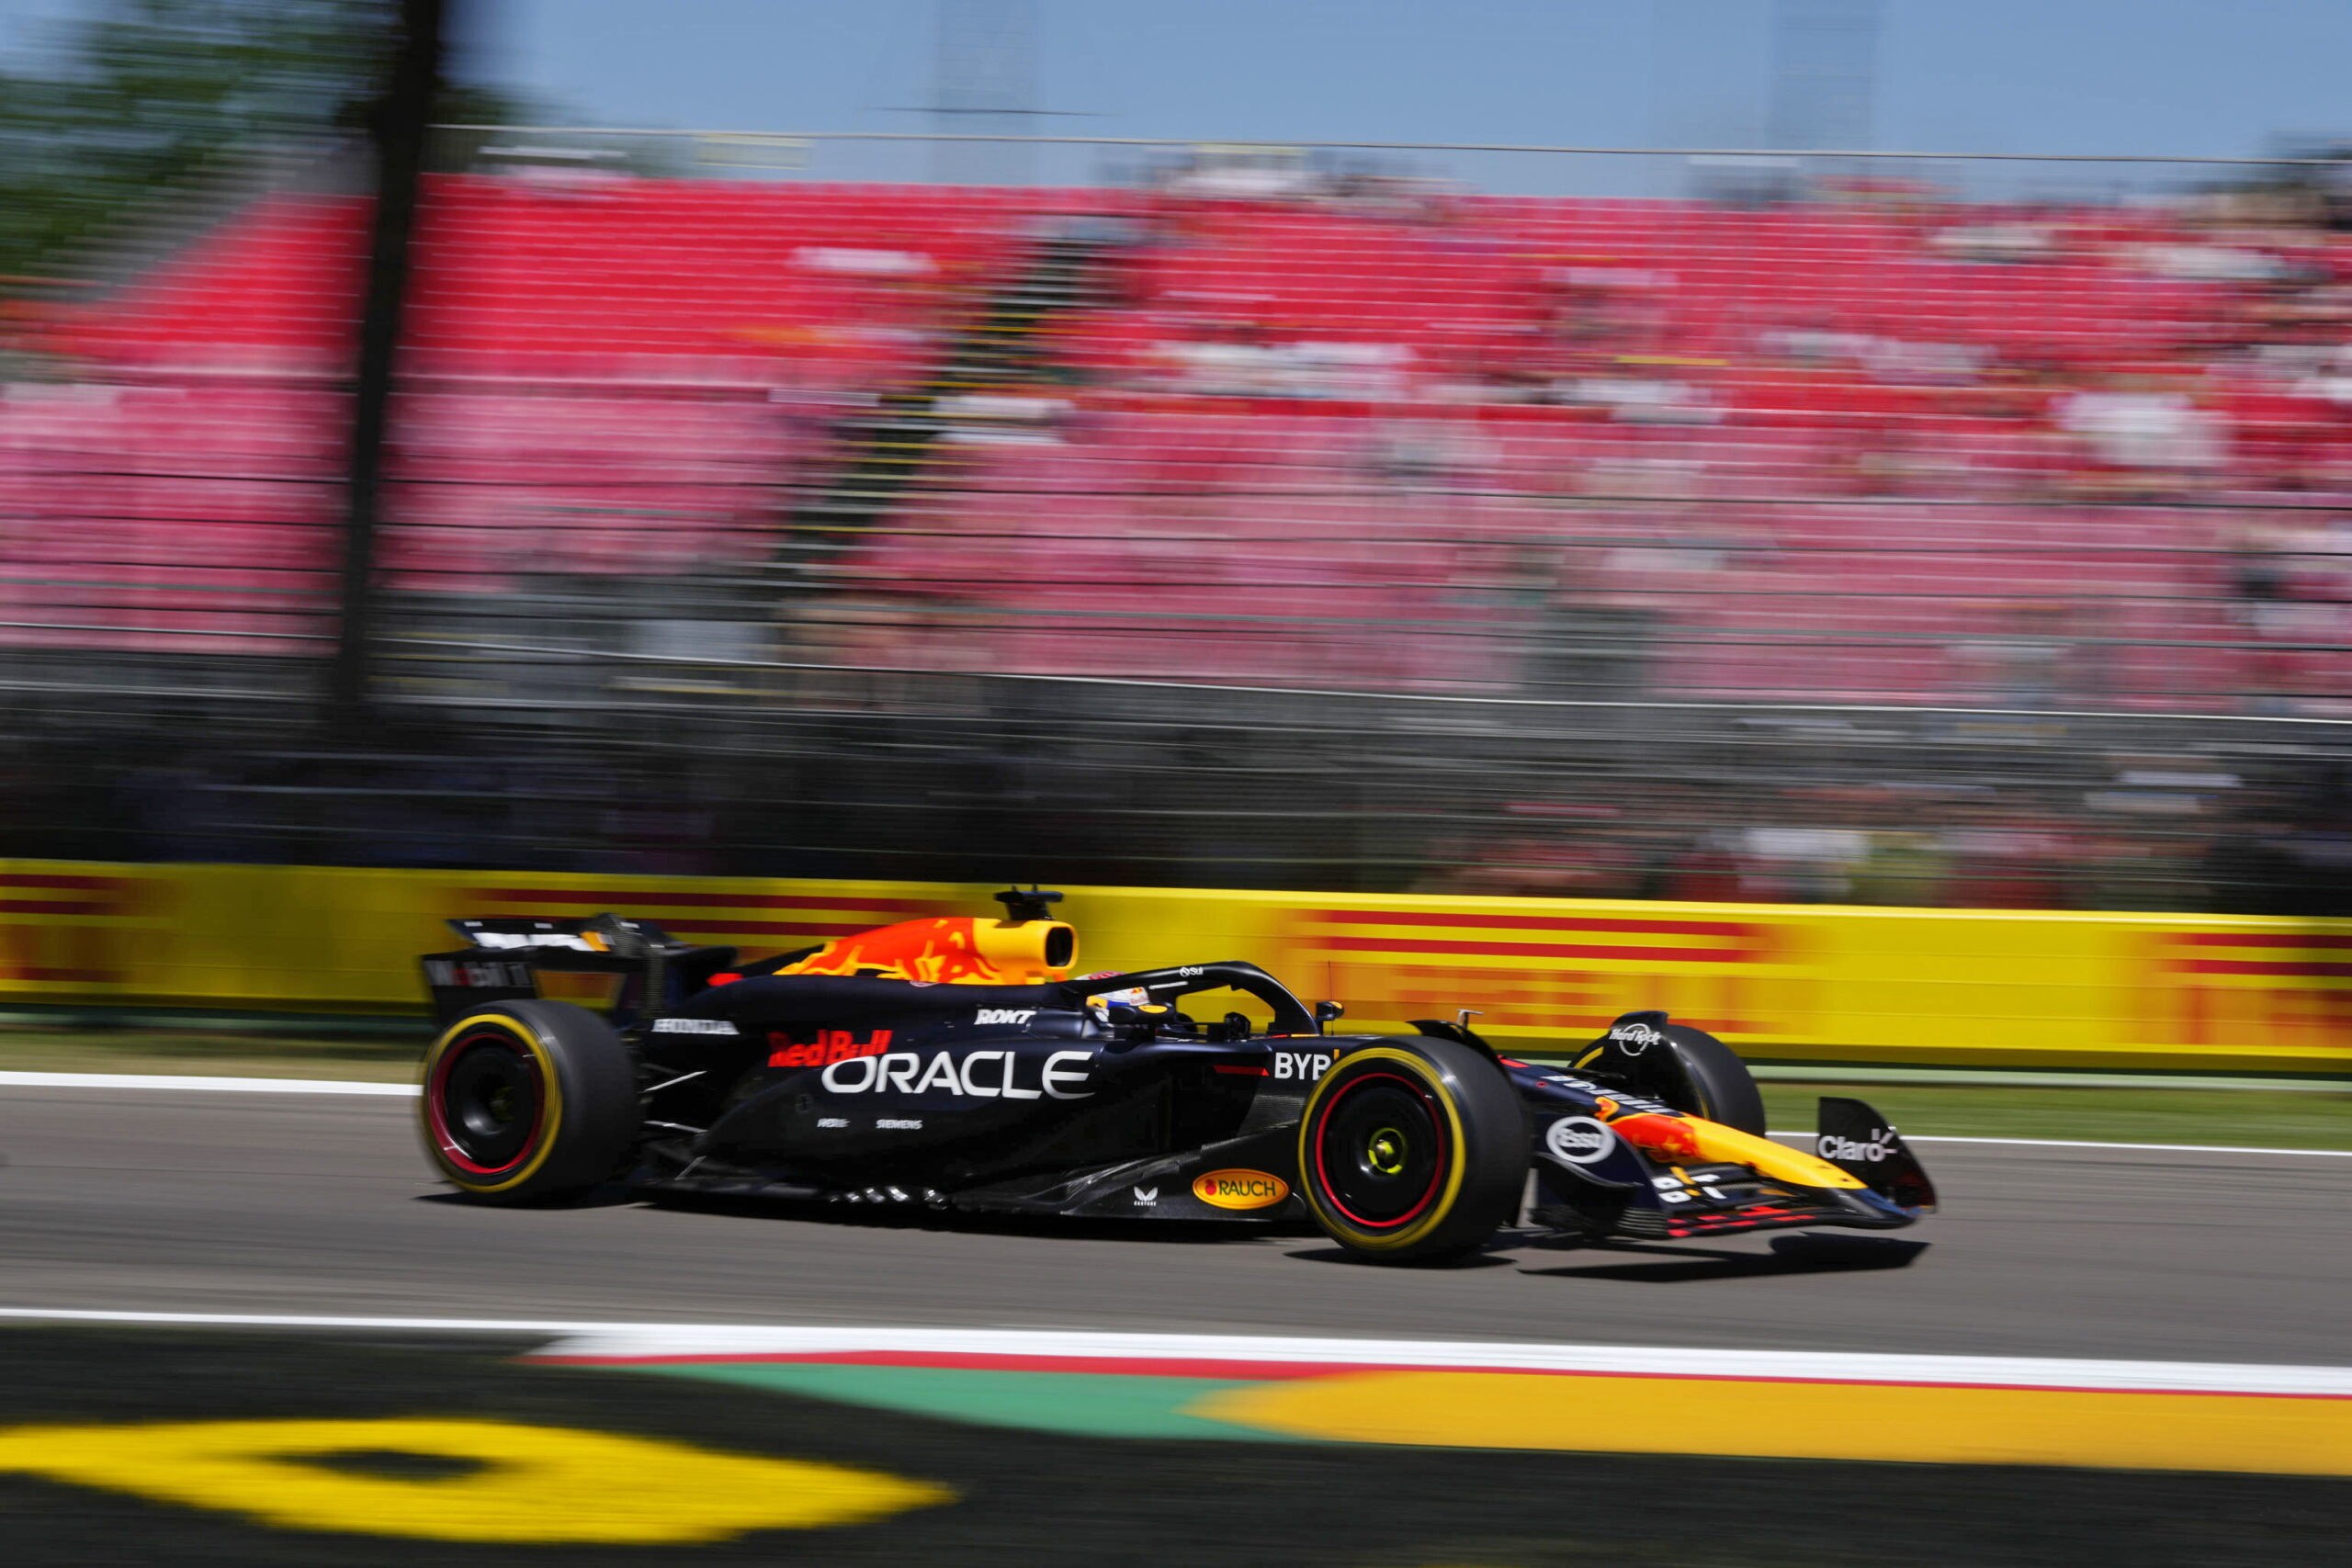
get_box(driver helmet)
[1079,970,1150,1021]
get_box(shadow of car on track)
[1516,1232,1930,1283]
[1283,1245,1518,1269]
[414,1188,645,1211]
[618,1187,1291,1246]
[412,1189,1928,1276]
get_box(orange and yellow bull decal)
[1598,1103,1865,1191]
[771,916,1078,986]
[1602,1111,1704,1162]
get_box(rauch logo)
[1191,1169,1290,1210]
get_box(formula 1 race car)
[416,890,1935,1263]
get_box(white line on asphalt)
[1769,1129,2352,1158]
[0,1309,2346,1397]
[0,1071,415,1096]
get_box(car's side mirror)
[1315,1000,1344,1023]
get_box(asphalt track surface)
[3,1087,2348,1366]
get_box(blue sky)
[6,0,2350,161]
[476,0,2352,157]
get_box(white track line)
[0,1071,414,1096]
[0,1310,2346,1396]
[1769,1129,2352,1158]
[1910,1133,2352,1157]
[1,1075,2342,1159]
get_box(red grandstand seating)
[8,175,2352,708]
[0,382,343,653]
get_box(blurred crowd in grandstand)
[19,150,2352,698]
[7,63,2352,908]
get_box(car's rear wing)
[419,914,737,1029]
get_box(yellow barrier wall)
[2,861,2347,1073]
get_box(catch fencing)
[3,130,2350,908]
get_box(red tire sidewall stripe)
[426,1028,547,1178]
[1310,1068,1449,1231]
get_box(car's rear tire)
[1295,1036,1526,1266]
[419,999,639,1205]
[1617,1023,1768,1136]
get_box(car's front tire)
[419,999,639,1204]
[1295,1036,1526,1265]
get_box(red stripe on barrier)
[1306,935,1734,963]
[0,900,112,915]
[477,890,937,913]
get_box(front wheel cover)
[1295,1039,1524,1264]
[1643,1024,1767,1137]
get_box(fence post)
[331,0,447,723]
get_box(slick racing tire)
[1619,1023,1768,1136]
[419,999,639,1205]
[1296,1036,1526,1266]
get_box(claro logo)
[1818,1130,1900,1163]
[820,1048,1093,1100]
[1191,1169,1290,1210]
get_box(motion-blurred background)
[6,0,2352,912]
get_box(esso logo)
[1545,1115,1618,1165]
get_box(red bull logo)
[1609,1113,1702,1161]
[767,1030,892,1068]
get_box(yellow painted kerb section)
[0,1416,952,1542]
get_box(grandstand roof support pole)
[331,0,447,726]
